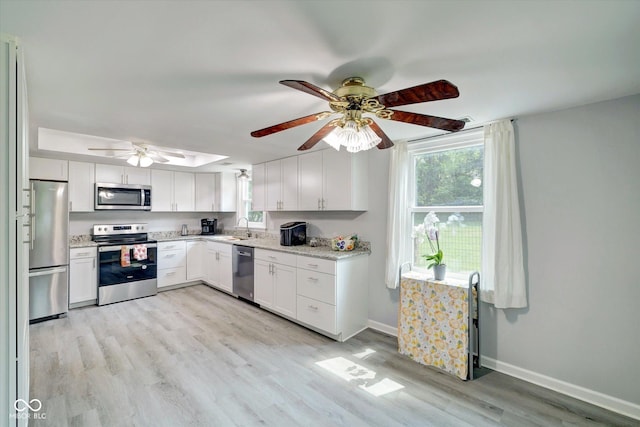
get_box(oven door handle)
[99,243,158,252]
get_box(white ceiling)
[2,0,639,171]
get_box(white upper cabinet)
[173,171,195,212]
[151,170,173,211]
[298,149,368,211]
[195,173,216,212]
[251,162,266,211]
[95,164,150,185]
[265,160,281,211]
[68,161,95,212]
[266,157,298,211]
[195,172,237,212]
[29,157,68,181]
[298,151,324,210]
[151,170,195,212]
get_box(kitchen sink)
[210,235,248,241]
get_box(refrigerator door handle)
[29,266,67,277]
[30,182,36,250]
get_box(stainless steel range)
[92,223,158,306]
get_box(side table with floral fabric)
[398,270,477,380]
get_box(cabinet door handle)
[69,201,72,211]
[93,258,95,269]
[269,263,273,274]
[322,198,326,209]
[317,198,321,209]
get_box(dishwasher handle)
[236,250,252,257]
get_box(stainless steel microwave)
[95,183,152,210]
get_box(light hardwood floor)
[29,284,635,426]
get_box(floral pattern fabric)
[398,271,470,380]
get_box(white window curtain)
[481,120,527,308]
[385,140,411,289]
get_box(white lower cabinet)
[157,241,187,288]
[205,241,232,293]
[254,249,297,318]
[186,240,206,281]
[69,247,97,306]
[295,254,369,342]
[297,295,337,334]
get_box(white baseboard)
[366,320,639,420]
[482,356,640,421]
[367,320,397,337]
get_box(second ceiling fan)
[251,77,466,152]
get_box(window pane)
[412,211,482,276]
[248,211,263,222]
[414,145,483,206]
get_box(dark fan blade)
[385,110,465,132]
[297,122,336,151]
[368,120,394,149]
[280,80,343,102]
[375,80,460,108]
[251,112,328,138]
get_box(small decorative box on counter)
[330,234,358,251]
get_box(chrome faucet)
[237,216,251,238]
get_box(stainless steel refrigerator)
[28,180,69,321]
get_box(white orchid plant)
[412,211,444,269]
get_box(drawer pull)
[166,272,175,276]
[268,255,277,259]
[75,252,90,257]
[307,277,319,282]
[307,263,318,268]
[308,305,318,311]
[165,254,175,258]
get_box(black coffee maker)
[201,218,217,235]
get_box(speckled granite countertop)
[69,232,371,260]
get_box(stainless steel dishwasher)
[232,245,254,301]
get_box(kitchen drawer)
[297,295,336,334]
[255,249,297,267]
[158,266,186,288]
[158,241,186,251]
[296,269,336,305]
[70,247,97,260]
[296,255,335,275]
[158,248,186,269]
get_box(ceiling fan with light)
[88,143,186,167]
[251,77,466,153]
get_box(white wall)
[480,94,640,407]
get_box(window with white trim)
[409,129,483,280]
[237,175,265,229]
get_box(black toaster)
[280,222,306,246]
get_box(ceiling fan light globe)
[127,155,139,167]
[139,155,153,167]
[323,129,343,151]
